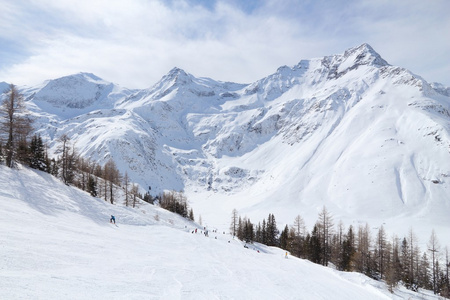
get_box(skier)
[110,215,116,224]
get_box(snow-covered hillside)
[4,43,450,247]
[0,166,441,299]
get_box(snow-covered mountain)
[7,43,450,244]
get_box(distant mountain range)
[4,43,450,238]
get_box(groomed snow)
[0,166,441,299]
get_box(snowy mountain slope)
[11,44,450,247]
[0,81,9,93]
[0,165,441,299]
[24,72,136,120]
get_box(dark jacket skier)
[110,215,115,224]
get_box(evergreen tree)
[340,225,355,271]
[243,217,254,243]
[261,219,267,245]
[266,214,279,247]
[254,222,261,243]
[0,141,3,163]
[401,237,413,289]
[237,216,243,241]
[330,220,345,269]
[16,138,30,165]
[49,158,59,177]
[87,175,97,197]
[29,134,47,171]
[279,224,289,250]
[143,192,154,204]
[308,224,322,264]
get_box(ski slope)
[0,166,441,299]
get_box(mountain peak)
[54,72,108,85]
[146,67,195,98]
[320,43,389,80]
[166,67,192,84]
[342,43,389,67]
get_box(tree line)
[0,84,195,220]
[231,206,450,297]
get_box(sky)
[0,0,449,89]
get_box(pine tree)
[266,214,279,247]
[279,224,290,251]
[308,224,322,264]
[29,134,47,171]
[255,222,262,243]
[49,158,59,177]
[143,192,153,204]
[87,175,97,197]
[243,217,254,243]
[330,220,345,269]
[261,219,267,245]
[340,225,355,271]
[0,141,3,163]
[401,237,413,289]
[237,216,243,240]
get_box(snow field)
[0,166,443,299]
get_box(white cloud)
[0,0,449,88]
